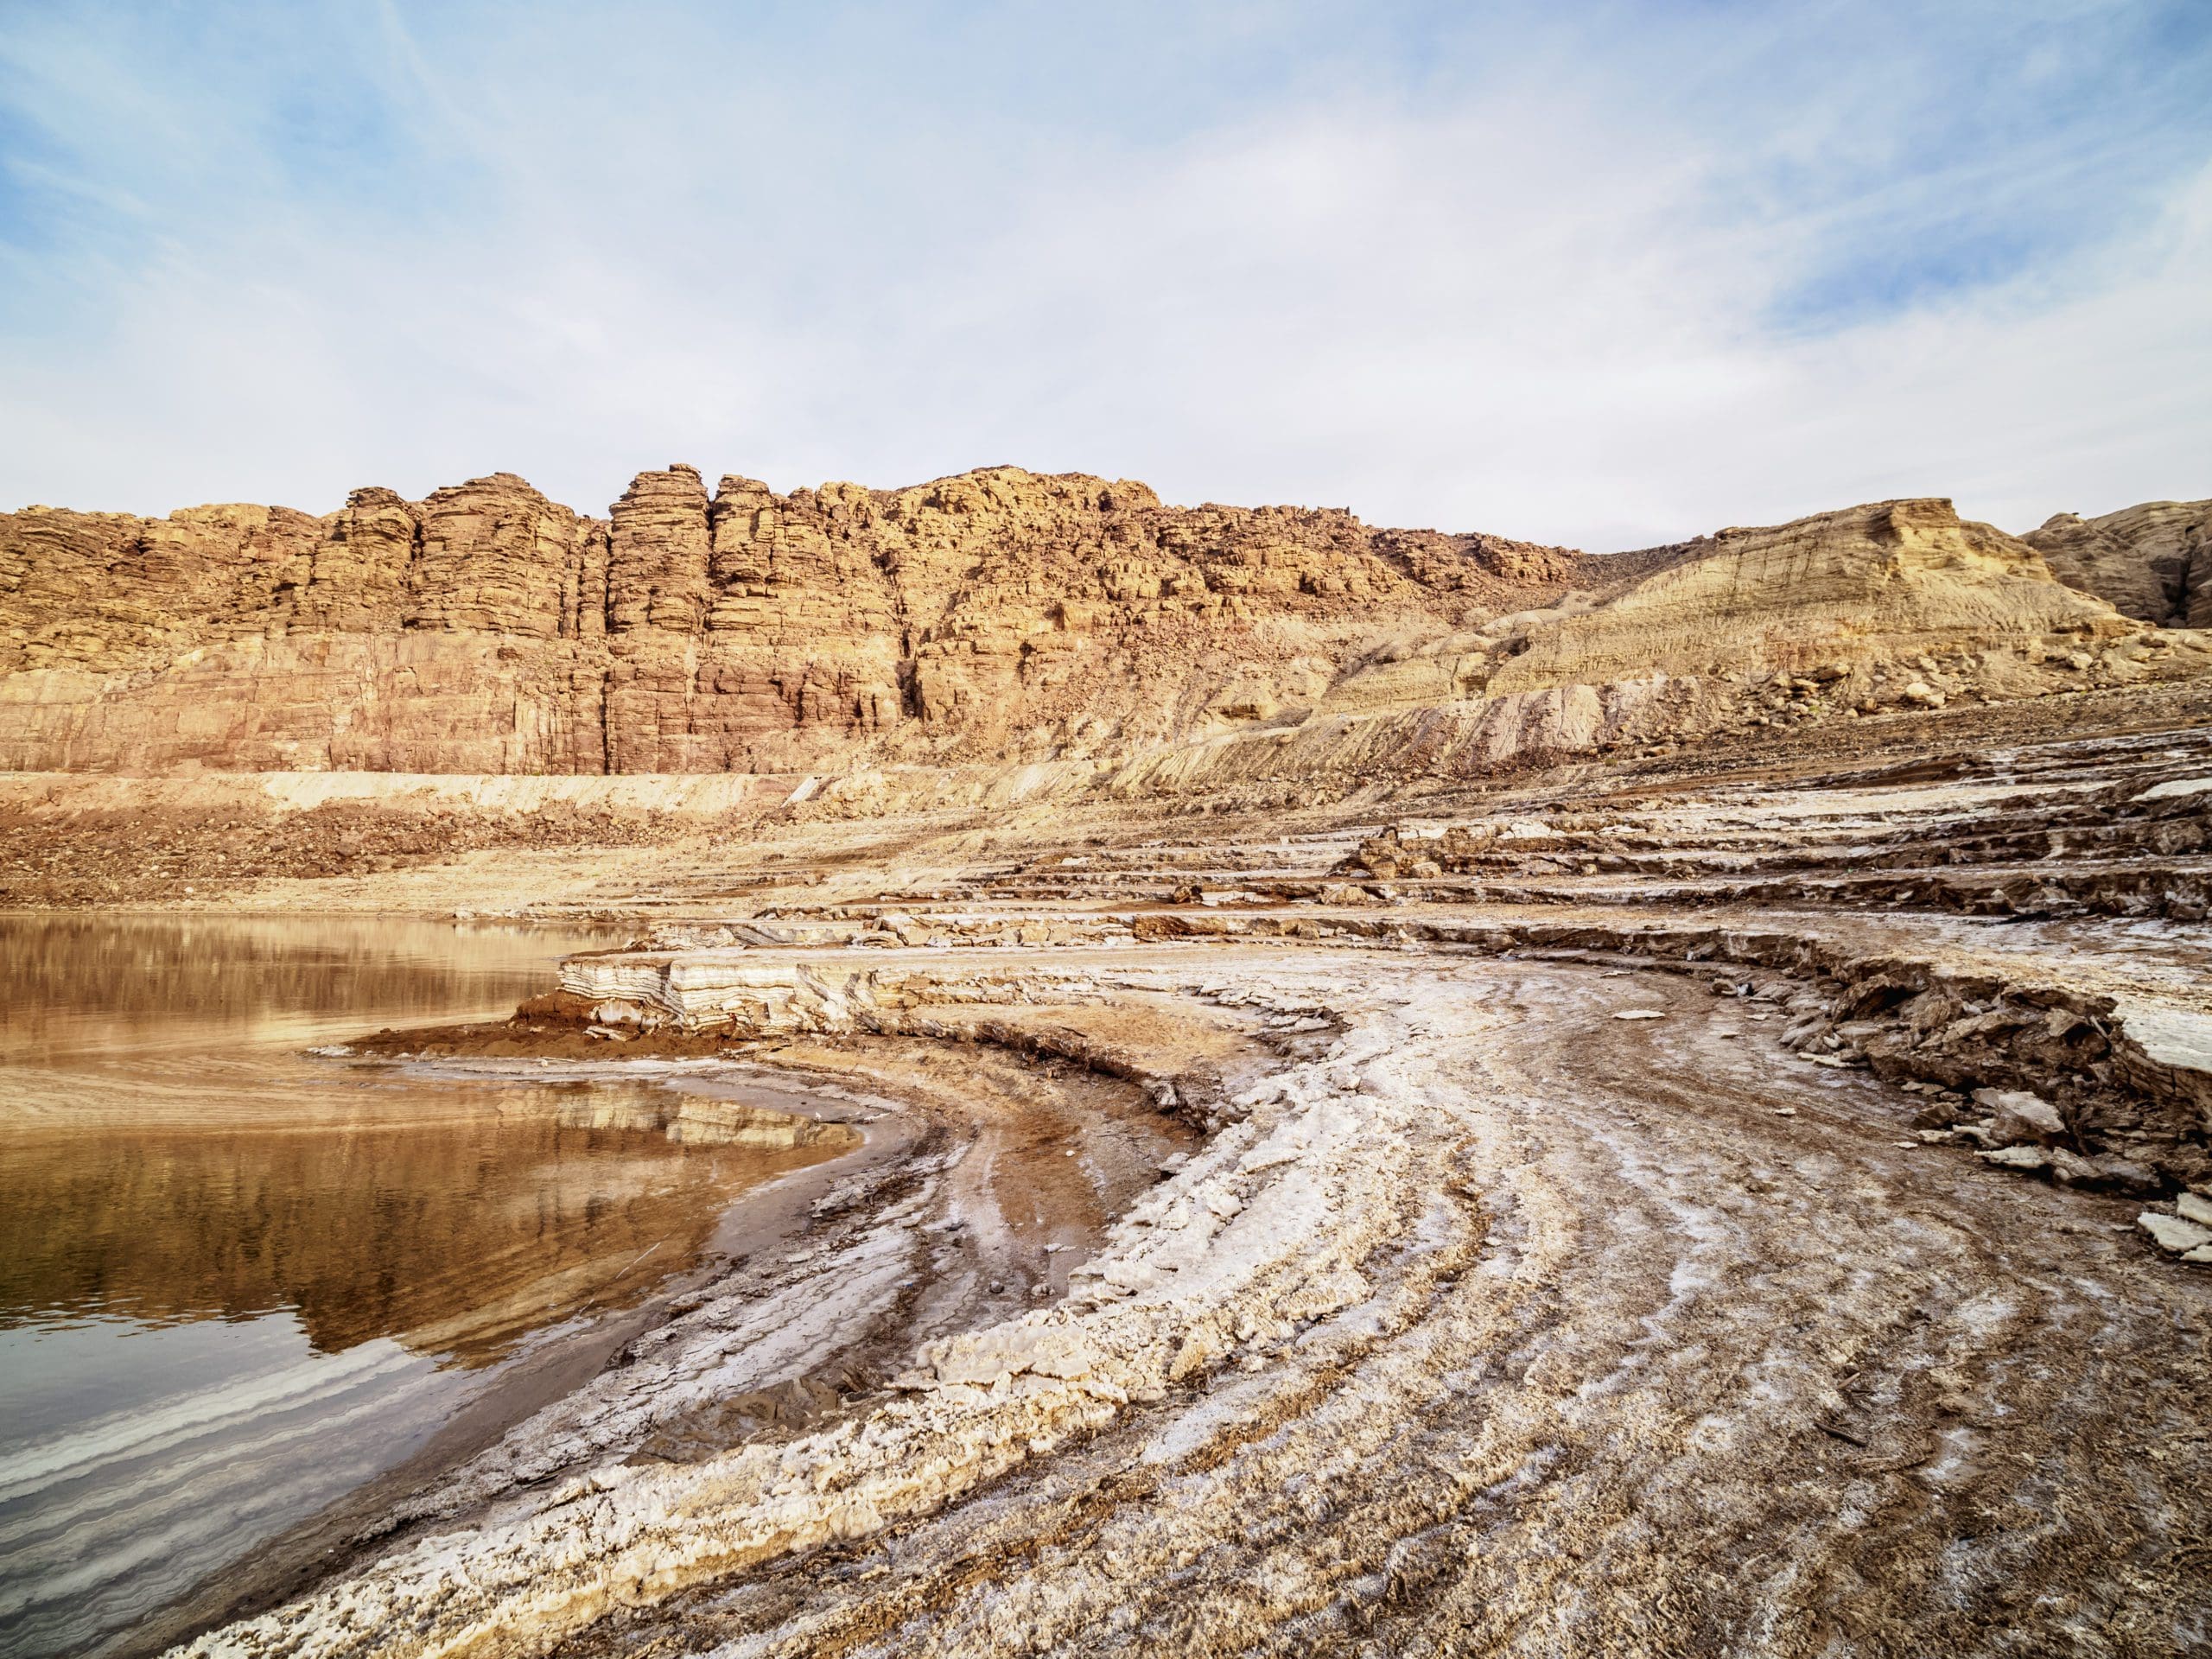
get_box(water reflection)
[2,912,598,1063]
[0,1081,840,1364]
[0,913,852,1658]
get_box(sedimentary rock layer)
[0,466,1582,773]
[6,468,2204,780]
[2025,498,2212,629]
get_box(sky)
[0,1,2207,550]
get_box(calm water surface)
[0,914,841,1659]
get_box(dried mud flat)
[130,706,2212,1659]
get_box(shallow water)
[0,914,842,1659]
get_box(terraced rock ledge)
[188,717,2212,1659]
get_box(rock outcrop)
[2,469,2204,779]
[0,466,1604,774]
[2024,498,2211,629]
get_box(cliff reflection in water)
[0,1083,849,1365]
[3,911,589,1049]
[0,912,851,1365]
[0,912,856,1659]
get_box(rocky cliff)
[0,466,1618,774]
[1,467,2203,778]
[2023,498,2211,630]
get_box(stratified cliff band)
[3,464,2202,779]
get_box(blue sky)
[1,0,2206,549]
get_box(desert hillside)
[4,467,2203,782]
[14,5,2212,1656]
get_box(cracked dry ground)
[200,725,2212,1659]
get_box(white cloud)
[0,4,2204,548]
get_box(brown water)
[0,914,848,1659]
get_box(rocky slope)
[5,468,2203,781]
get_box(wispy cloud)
[0,0,2205,548]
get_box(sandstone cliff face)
[0,469,2199,779]
[1481,497,2117,694]
[2024,499,2210,630]
[0,466,1624,775]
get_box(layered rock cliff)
[0,466,1615,774]
[1,467,2203,778]
[2024,498,2211,630]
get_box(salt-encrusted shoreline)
[187,925,2212,1657]
[151,721,2212,1658]
[163,1026,1194,1658]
